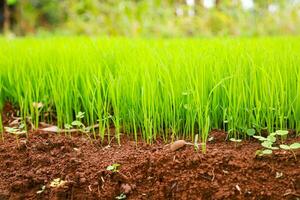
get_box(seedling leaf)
[279,144,290,150]
[253,136,267,141]
[256,149,273,156]
[289,143,300,150]
[276,130,288,136]
[246,129,255,136]
[50,178,67,188]
[266,135,276,143]
[262,149,273,155]
[261,141,278,150]
[230,138,242,142]
[64,124,72,130]
[71,120,83,127]
[106,163,120,172]
[270,132,277,136]
[76,112,85,119]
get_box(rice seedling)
[0,36,300,151]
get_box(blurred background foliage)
[1,0,300,37]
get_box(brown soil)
[0,105,300,200]
[0,132,299,200]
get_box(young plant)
[5,127,26,147]
[72,111,85,129]
[253,130,297,157]
[256,149,273,157]
[253,133,278,157]
[279,143,300,160]
[246,128,256,137]
[229,138,242,147]
[50,178,67,188]
[64,111,86,132]
[106,163,121,173]
[275,130,288,143]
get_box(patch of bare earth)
[0,130,299,200]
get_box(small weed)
[256,149,273,157]
[275,130,288,143]
[279,143,300,160]
[253,130,300,159]
[64,124,72,130]
[5,127,26,147]
[230,138,242,147]
[246,128,255,137]
[106,163,120,173]
[64,112,86,132]
[50,178,67,188]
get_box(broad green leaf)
[261,141,272,148]
[276,130,288,136]
[256,149,273,156]
[270,132,277,136]
[267,135,276,143]
[253,136,267,141]
[262,149,273,155]
[246,129,255,136]
[279,144,290,150]
[290,143,300,150]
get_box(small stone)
[170,140,187,151]
[121,183,132,194]
[80,178,86,184]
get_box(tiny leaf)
[262,149,273,155]
[76,112,85,119]
[71,120,83,127]
[290,143,300,150]
[261,141,273,149]
[279,144,290,150]
[230,138,242,142]
[267,135,276,143]
[253,136,267,141]
[246,129,255,136]
[276,130,288,136]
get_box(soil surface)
[0,132,299,200]
[0,104,300,200]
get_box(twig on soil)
[211,168,215,182]
[283,192,300,197]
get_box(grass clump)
[0,37,300,148]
